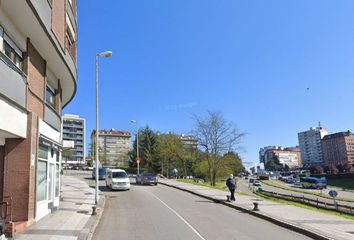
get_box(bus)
[300,177,327,189]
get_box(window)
[37,161,47,201]
[39,144,48,159]
[1,30,23,69]
[55,164,60,197]
[46,85,56,109]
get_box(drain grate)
[85,193,93,195]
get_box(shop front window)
[37,161,47,201]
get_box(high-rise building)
[0,0,78,235]
[62,114,86,166]
[322,131,354,166]
[298,127,328,166]
[91,129,131,167]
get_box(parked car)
[92,167,107,180]
[105,169,131,191]
[136,173,158,185]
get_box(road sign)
[329,190,338,198]
[136,157,140,164]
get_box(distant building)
[298,127,328,166]
[91,129,131,167]
[260,146,302,169]
[321,131,354,166]
[259,146,277,164]
[179,134,198,151]
[62,114,86,166]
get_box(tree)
[309,165,324,174]
[219,151,245,176]
[194,111,245,186]
[157,133,192,177]
[265,156,283,171]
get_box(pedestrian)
[226,174,236,202]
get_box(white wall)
[0,98,27,138]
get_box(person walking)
[226,174,236,202]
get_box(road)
[63,171,313,240]
[66,171,312,240]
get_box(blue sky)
[64,0,354,167]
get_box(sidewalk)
[159,179,354,240]
[13,175,104,240]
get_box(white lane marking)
[145,190,207,240]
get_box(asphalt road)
[87,179,312,240]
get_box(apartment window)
[0,27,23,69]
[46,85,56,109]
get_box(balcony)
[0,52,27,108]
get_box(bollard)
[253,202,259,211]
[92,206,97,216]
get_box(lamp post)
[95,51,112,208]
[130,120,140,175]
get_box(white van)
[105,169,131,191]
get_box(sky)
[64,0,354,167]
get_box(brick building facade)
[321,131,354,166]
[0,0,77,236]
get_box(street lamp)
[95,50,112,208]
[130,120,140,175]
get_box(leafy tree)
[324,164,339,174]
[309,164,324,174]
[220,151,244,176]
[62,148,73,166]
[265,156,283,171]
[194,111,245,186]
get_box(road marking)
[146,190,207,240]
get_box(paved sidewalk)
[160,179,354,240]
[14,175,104,240]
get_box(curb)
[78,193,106,240]
[159,181,333,240]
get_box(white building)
[62,114,86,166]
[91,129,131,167]
[298,127,328,166]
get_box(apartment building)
[260,146,302,169]
[322,131,354,166]
[91,130,131,167]
[179,134,198,151]
[62,114,85,166]
[298,127,328,166]
[0,0,77,235]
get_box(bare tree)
[194,111,245,186]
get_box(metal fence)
[259,189,354,216]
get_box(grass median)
[261,180,354,203]
[177,179,255,197]
[256,191,354,221]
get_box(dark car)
[136,173,158,185]
[92,167,107,180]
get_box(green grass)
[178,179,229,191]
[177,179,354,220]
[256,192,354,221]
[327,179,354,191]
[262,180,354,203]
